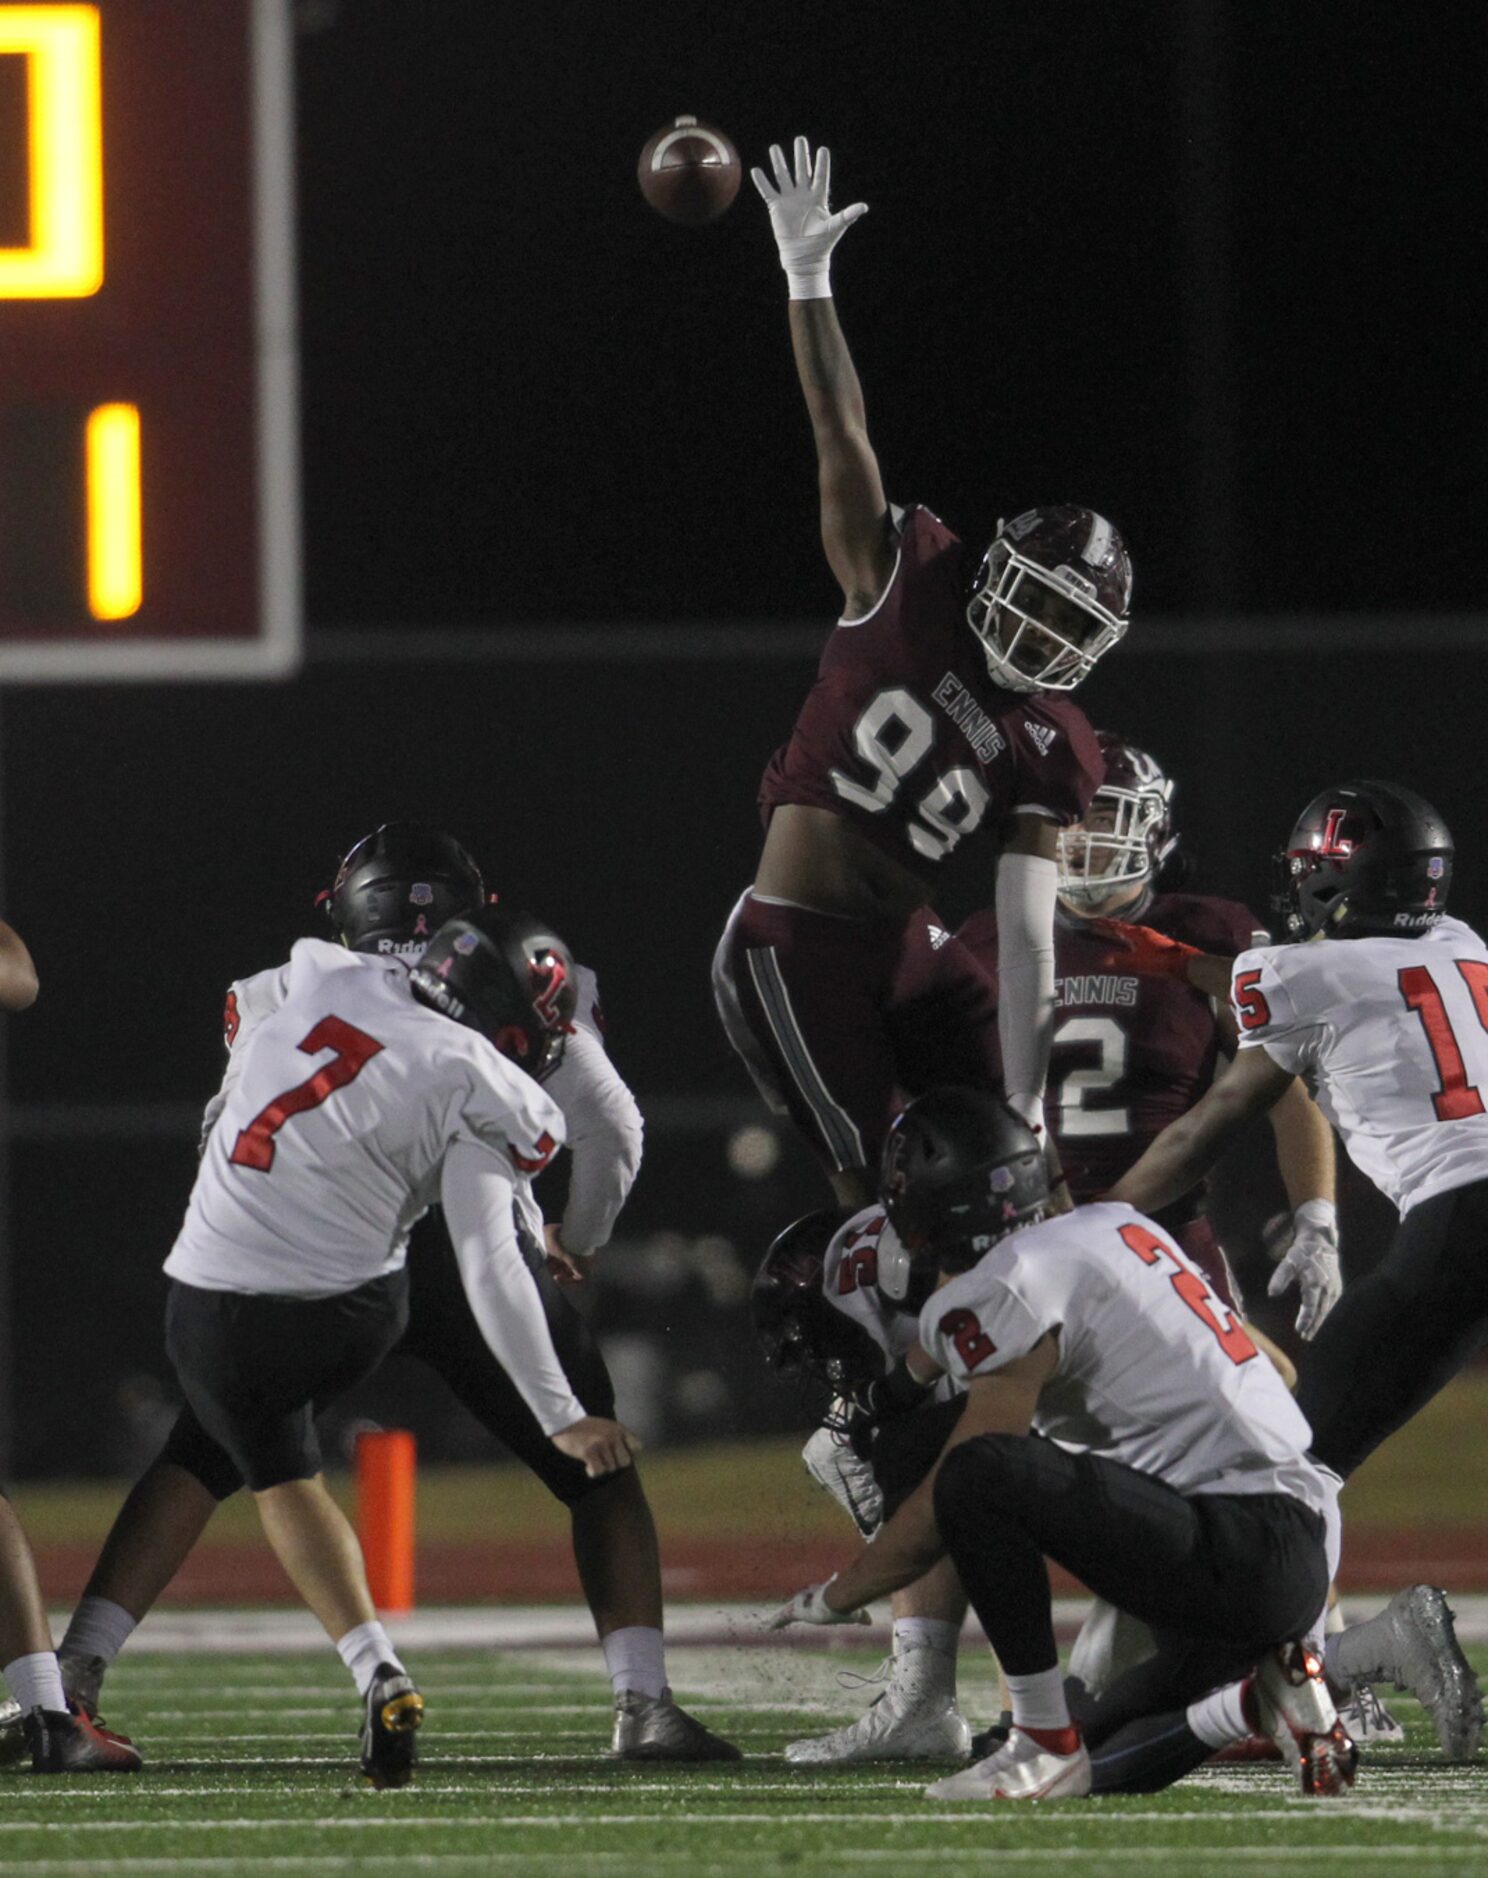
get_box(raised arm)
[753,138,893,616]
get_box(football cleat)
[359,1663,424,1789]
[57,1653,106,1724]
[967,1716,1012,1762]
[1253,1642,1358,1796]
[1336,1682,1405,1747]
[0,1696,27,1766]
[1331,1585,1482,1762]
[611,1689,741,1761]
[24,1705,142,1774]
[785,1659,972,1765]
[925,1725,1091,1802]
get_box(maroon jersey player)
[958,733,1339,1326]
[714,137,1130,1206]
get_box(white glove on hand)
[766,1576,872,1630]
[1267,1199,1342,1340]
[802,1422,884,1538]
[750,137,867,300]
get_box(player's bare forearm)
[1269,1076,1337,1208]
[1109,1048,1293,1214]
[0,920,38,1012]
[823,1347,1051,1614]
[1184,951,1234,1000]
[787,300,891,608]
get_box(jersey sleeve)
[1230,945,1321,1074]
[438,1138,587,1435]
[199,963,292,1152]
[457,1046,568,1175]
[1007,702,1105,826]
[1173,897,1271,956]
[540,974,644,1255]
[917,1265,1047,1383]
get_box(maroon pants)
[712,891,1002,1177]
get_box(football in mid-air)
[637,116,741,225]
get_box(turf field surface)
[2,1617,1484,1877]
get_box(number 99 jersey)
[1232,913,1488,1216]
[758,507,1104,869]
[958,892,1267,1203]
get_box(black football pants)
[1295,1176,1488,1479]
[931,1432,1329,1751]
[162,1207,616,1505]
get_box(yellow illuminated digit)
[86,402,141,620]
[0,5,103,297]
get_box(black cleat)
[611,1689,741,1761]
[359,1663,424,1789]
[25,1705,142,1774]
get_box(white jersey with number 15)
[1232,914,1488,1215]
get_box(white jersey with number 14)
[1232,915,1488,1215]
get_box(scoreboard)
[0,0,299,681]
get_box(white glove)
[802,1422,884,1538]
[765,1575,872,1630]
[1267,1199,1342,1340]
[750,137,867,300]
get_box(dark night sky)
[292,0,1484,626]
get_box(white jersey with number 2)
[918,1201,1330,1516]
[1231,915,1488,1215]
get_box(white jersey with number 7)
[167,938,565,1297]
[1231,914,1488,1216]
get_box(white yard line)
[52,1597,1488,1655]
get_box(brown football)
[637,116,741,225]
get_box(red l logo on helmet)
[1319,809,1354,856]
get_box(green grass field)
[1,1635,1484,1877]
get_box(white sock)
[59,1596,138,1665]
[4,1652,68,1715]
[1186,1679,1252,1748]
[1006,1667,1070,1732]
[335,1621,403,1698]
[601,1625,668,1701]
[893,1617,959,1656]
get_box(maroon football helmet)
[966,506,1132,693]
[1057,732,1177,909]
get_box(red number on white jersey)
[1398,962,1488,1123]
[937,1306,998,1370]
[1118,1221,1257,1367]
[230,1015,384,1173]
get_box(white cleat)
[0,1697,26,1767]
[1353,1586,1483,1762]
[1336,1682,1405,1746]
[785,1646,971,1764]
[925,1726,1091,1802]
[1254,1641,1358,1796]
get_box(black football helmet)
[881,1088,1049,1270]
[409,906,577,1078]
[1272,781,1453,941]
[966,506,1132,694]
[1057,731,1178,910]
[751,1209,887,1395]
[326,822,484,956]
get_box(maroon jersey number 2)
[230,1016,385,1173]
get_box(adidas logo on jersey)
[1024,721,1058,756]
[927,923,952,950]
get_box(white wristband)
[1295,1198,1337,1231]
[785,266,832,300]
